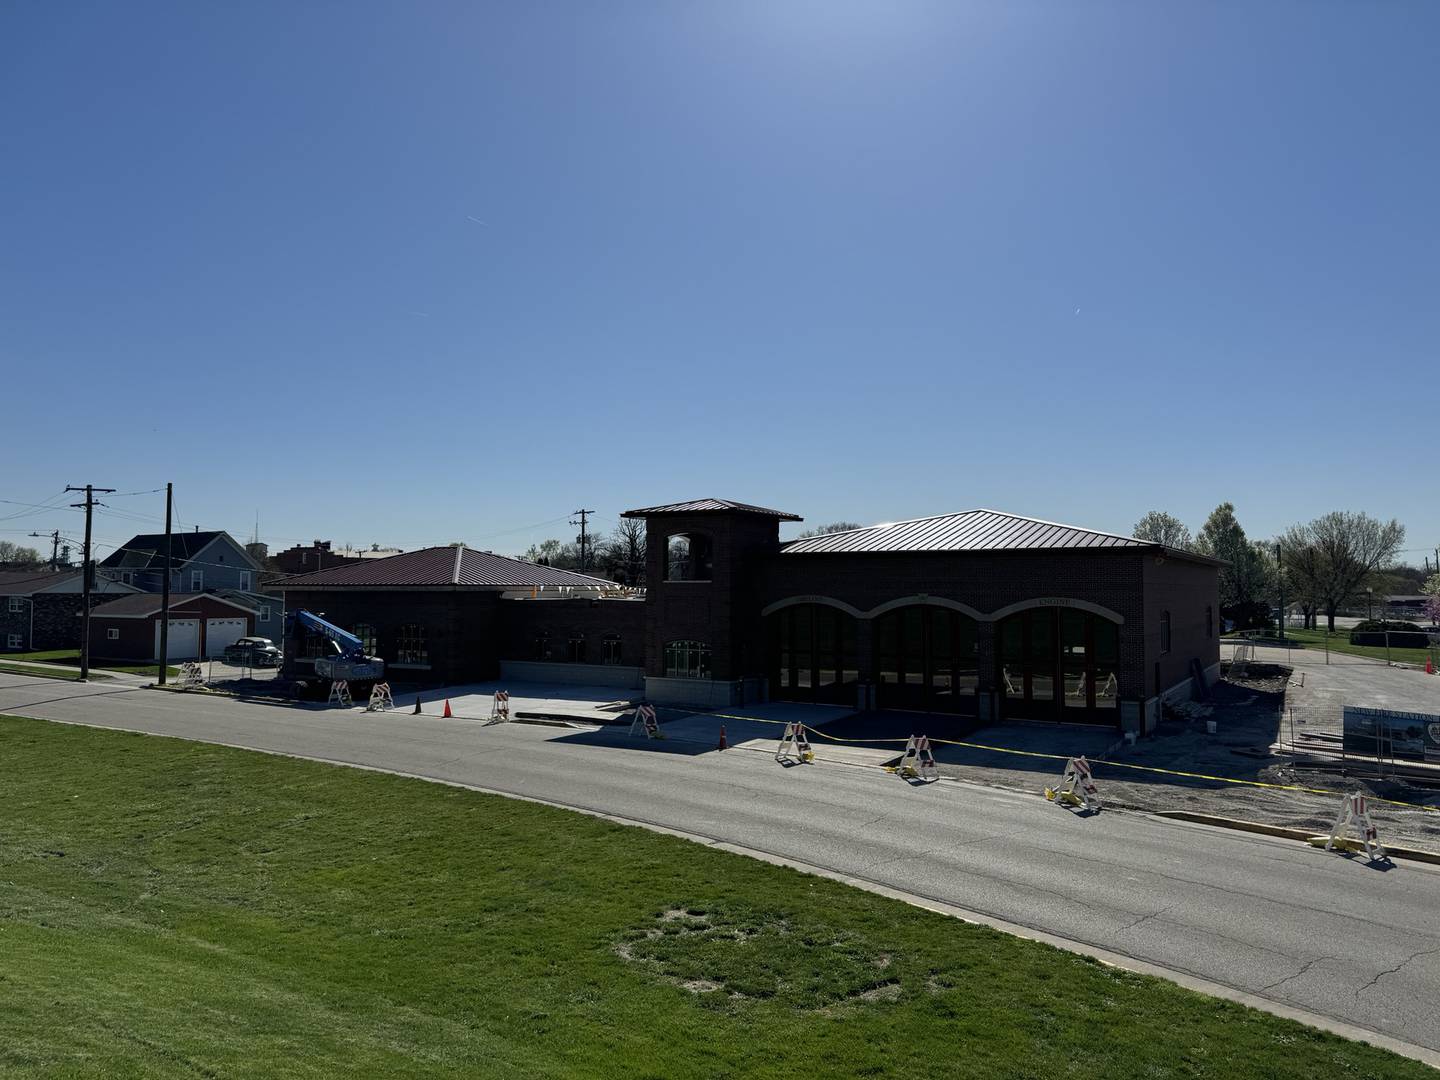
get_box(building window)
[395,624,428,665]
[664,533,713,582]
[238,571,252,591]
[534,632,552,661]
[567,635,586,663]
[120,572,134,585]
[191,570,204,591]
[6,633,22,649]
[7,597,22,613]
[664,640,711,679]
[1160,611,1172,655]
[601,634,622,665]
[259,605,271,623]
[352,622,377,654]
[107,628,119,640]
[1205,605,1213,639]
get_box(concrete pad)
[394,680,639,725]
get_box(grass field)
[1236,630,1436,666]
[0,661,94,681]
[5,647,179,678]
[0,715,1430,1079]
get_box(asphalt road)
[3,671,1440,1063]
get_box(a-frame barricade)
[1045,756,1100,812]
[629,703,663,739]
[366,682,394,712]
[894,735,938,782]
[328,680,353,708]
[775,722,814,765]
[490,690,511,723]
[1317,793,1388,862]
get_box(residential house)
[0,569,141,652]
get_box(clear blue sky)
[3,2,1437,563]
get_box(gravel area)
[933,668,1440,852]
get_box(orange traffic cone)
[413,695,423,714]
[717,724,728,751]
[442,699,453,719]
[1427,657,1435,675]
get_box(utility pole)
[570,508,595,572]
[66,484,116,682]
[29,529,61,571]
[158,483,173,686]
[1275,541,1284,642]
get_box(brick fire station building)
[276,498,1220,735]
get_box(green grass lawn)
[0,661,91,681]
[5,648,179,678]
[0,715,1429,1079]
[1235,629,1436,666]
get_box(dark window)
[396,623,428,665]
[664,640,710,679]
[567,635,586,663]
[602,635,622,665]
[1205,606,1213,639]
[664,533,713,581]
[1160,611,1172,655]
[352,623,377,654]
[534,632,551,661]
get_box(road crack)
[1354,946,1440,999]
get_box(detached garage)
[89,593,259,663]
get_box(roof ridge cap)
[452,545,464,585]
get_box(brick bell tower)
[620,499,801,708]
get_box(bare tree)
[796,521,862,539]
[1278,523,1324,630]
[0,541,43,568]
[1132,510,1193,550]
[1309,511,1405,631]
[595,518,647,585]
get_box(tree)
[1132,511,1193,550]
[1308,511,1405,631]
[595,518,647,586]
[1278,523,1325,630]
[0,541,43,568]
[796,521,862,539]
[1194,503,1269,624]
[1421,571,1440,627]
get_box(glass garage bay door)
[998,608,1119,724]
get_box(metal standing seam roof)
[269,545,620,589]
[781,509,1153,555]
[621,499,802,521]
[88,593,259,617]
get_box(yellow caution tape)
[649,706,1440,814]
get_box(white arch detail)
[760,595,866,619]
[986,597,1125,625]
[863,595,987,621]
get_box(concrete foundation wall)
[500,660,644,689]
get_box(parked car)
[223,636,282,667]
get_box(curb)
[1151,810,1440,866]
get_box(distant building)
[271,541,403,576]
[0,569,141,651]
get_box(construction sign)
[1343,707,1440,763]
[490,690,511,723]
